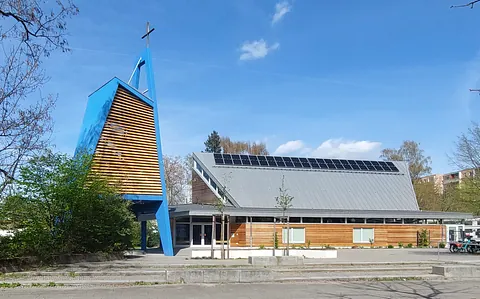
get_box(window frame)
[282,227,306,244]
[353,227,374,244]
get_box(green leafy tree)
[0,151,135,260]
[204,131,222,153]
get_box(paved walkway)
[2,280,480,298]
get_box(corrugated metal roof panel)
[194,152,419,211]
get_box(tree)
[204,131,222,153]
[164,155,191,205]
[0,151,135,259]
[380,140,432,180]
[221,137,269,155]
[451,122,480,170]
[213,172,231,259]
[0,1,79,195]
[414,181,441,211]
[275,175,293,256]
[204,131,270,155]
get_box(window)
[385,218,402,224]
[289,217,302,223]
[353,228,374,243]
[366,218,384,224]
[303,217,322,223]
[347,218,365,224]
[252,217,274,223]
[404,219,421,224]
[282,227,305,244]
[234,216,246,223]
[175,224,190,245]
[323,218,345,223]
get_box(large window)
[282,227,305,244]
[353,228,374,243]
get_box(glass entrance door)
[193,225,202,245]
[204,225,212,245]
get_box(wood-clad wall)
[92,87,163,195]
[229,223,444,247]
[191,171,217,204]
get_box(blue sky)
[42,0,480,175]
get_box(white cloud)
[273,140,305,155]
[239,39,279,61]
[272,1,292,25]
[273,138,382,160]
[310,139,382,160]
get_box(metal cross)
[141,22,155,47]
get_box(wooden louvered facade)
[91,86,163,195]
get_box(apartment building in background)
[420,168,476,194]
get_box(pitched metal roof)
[193,152,420,211]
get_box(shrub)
[439,242,446,249]
[274,232,279,249]
[418,229,430,247]
[259,245,265,249]
[387,244,394,249]
[0,152,136,260]
[407,243,413,248]
[398,242,403,248]
[307,240,311,249]
[369,238,374,248]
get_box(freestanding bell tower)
[75,23,173,256]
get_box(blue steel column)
[144,47,174,256]
[141,221,147,251]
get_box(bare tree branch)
[451,0,480,8]
[0,1,78,196]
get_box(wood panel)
[191,172,217,204]
[230,223,444,247]
[229,223,245,246]
[92,87,162,195]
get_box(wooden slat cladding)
[191,171,217,204]
[92,87,162,195]
[231,223,444,247]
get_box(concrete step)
[274,266,432,273]
[38,260,441,271]
[0,266,432,279]
[0,272,445,288]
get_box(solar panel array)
[213,153,400,173]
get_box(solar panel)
[250,156,260,166]
[213,154,400,173]
[267,160,277,167]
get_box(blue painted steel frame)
[75,49,174,256]
[128,48,173,256]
